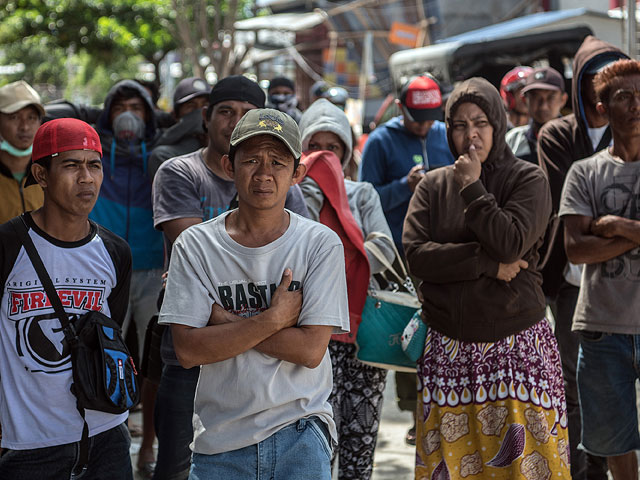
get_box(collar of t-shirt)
[587,124,609,151]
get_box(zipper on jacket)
[421,137,430,171]
[126,156,132,241]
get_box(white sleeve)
[298,241,349,334]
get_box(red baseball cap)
[399,75,443,122]
[26,118,102,186]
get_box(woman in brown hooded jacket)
[403,78,570,479]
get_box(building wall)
[557,0,613,14]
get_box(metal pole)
[629,0,637,59]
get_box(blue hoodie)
[360,116,454,253]
[89,80,163,271]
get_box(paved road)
[370,372,415,480]
[130,371,417,479]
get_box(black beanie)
[209,75,266,108]
[268,77,295,92]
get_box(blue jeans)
[189,417,332,480]
[577,331,640,456]
[153,364,200,480]
[0,422,132,480]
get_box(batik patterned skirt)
[415,319,571,480]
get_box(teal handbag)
[355,234,421,372]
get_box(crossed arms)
[171,269,333,370]
[564,214,640,264]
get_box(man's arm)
[253,325,333,368]
[171,270,301,368]
[564,214,637,264]
[591,215,640,244]
[360,135,413,212]
[152,157,206,238]
[208,302,331,369]
[160,217,201,244]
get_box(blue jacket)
[89,80,163,271]
[360,116,453,253]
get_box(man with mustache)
[560,59,640,480]
[0,118,133,479]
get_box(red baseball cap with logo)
[26,118,102,186]
[399,75,443,122]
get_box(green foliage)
[0,0,256,101]
[0,0,177,72]
[65,50,143,104]
[0,36,67,91]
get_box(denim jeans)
[577,331,640,457]
[153,364,200,480]
[0,422,132,480]
[189,417,332,480]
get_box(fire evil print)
[6,281,106,374]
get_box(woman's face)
[308,131,345,162]
[451,102,494,163]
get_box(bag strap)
[9,215,90,477]
[10,216,74,337]
[364,232,408,284]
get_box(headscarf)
[445,77,513,168]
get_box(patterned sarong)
[415,319,571,479]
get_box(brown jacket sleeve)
[537,117,576,213]
[403,177,499,284]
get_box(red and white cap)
[32,118,102,162]
[26,118,102,186]
[399,75,443,122]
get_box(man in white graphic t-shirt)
[159,108,348,479]
[0,118,133,479]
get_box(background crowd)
[0,31,639,480]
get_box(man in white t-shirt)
[159,108,349,479]
[0,118,133,478]
[560,59,640,480]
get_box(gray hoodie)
[299,99,353,169]
[298,99,394,274]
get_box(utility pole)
[629,0,637,59]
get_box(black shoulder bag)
[11,216,140,477]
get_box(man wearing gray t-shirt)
[151,77,309,480]
[559,60,640,479]
[159,108,348,479]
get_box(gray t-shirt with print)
[559,149,640,334]
[152,148,310,364]
[158,211,349,454]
